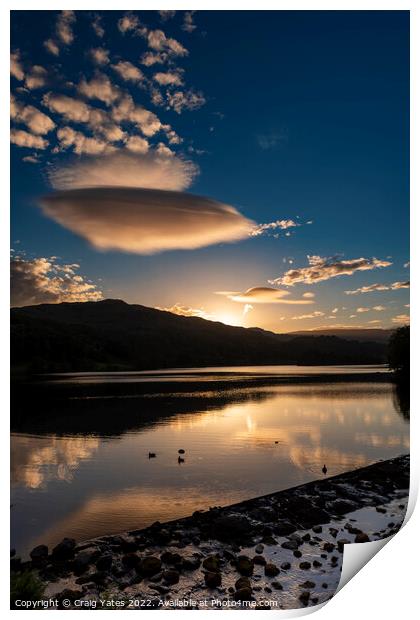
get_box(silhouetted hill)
[286,328,392,343]
[11,299,388,373]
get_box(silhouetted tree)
[388,325,410,380]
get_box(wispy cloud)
[291,311,325,320]
[392,314,410,324]
[250,219,302,237]
[271,255,392,286]
[182,11,197,33]
[345,281,409,295]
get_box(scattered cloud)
[43,93,92,123]
[182,11,197,33]
[39,187,255,255]
[10,50,24,80]
[271,255,392,286]
[146,29,188,57]
[112,60,144,83]
[291,311,325,320]
[55,126,114,155]
[44,39,60,56]
[250,219,300,237]
[166,89,206,113]
[404,261,410,268]
[78,73,121,105]
[89,47,110,66]
[11,97,55,135]
[111,94,162,136]
[356,307,370,313]
[11,255,102,307]
[11,129,48,150]
[345,281,409,295]
[392,314,410,325]
[153,71,184,86]
[56,10,76,46]
[140,51,167,66]
[215,287,314,305]
[159,11,176,22]
[118,13,141,34]
[25,65,48,89]
[92,14,105,38]
[303,292,315,298]
[124,135,149,153]
[48,150,198,191]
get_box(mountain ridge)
[11,299,390,373]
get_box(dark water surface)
[11,367,408,558]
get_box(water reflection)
[11,382,409,557]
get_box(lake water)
[11,367,408,558]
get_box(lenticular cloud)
[40,187,255,254]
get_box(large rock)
[203,555,220,572]
[30,545,48,566]
[236,556,254,577]
[211,514,254,542]
[139,556,162,577]
[234,587,253,601]
[73,549,100,575]
[96,554,113,571]
[264,563,280,577]
[163,570,180,585]
[52,538,76,560]
[325,499,359,515]
[204,571,221,588]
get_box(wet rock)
[163,569,180,585]
[302,533,311,542]
[281,539,299,551]
[203,555,220,572]
[271,581,283,590]
[235,576,251,590]
[329,528,338,538]
[299,591,310,605]
[122,553,140,570]
[234,587,253,601]
[325,499,358,514]
[293,550,302,558]
[212,514,253,542]
[264,586,272,593]
[376,506,387,513]
[30,545,48,566]
[354,532,370,543]
[313,560,322,568]
[253,555,266,566]
[236,555,254,576]
[312,525,322,533]
[323,542,335,553]
[273,520,296,536]
[262,535,277,545]
[96,554,113,572]
[161,551,182,565]
[300,580,316,588]
[181,555,201,571]
[89,571,108,586]
[322,582,328,589]
[299,561,311,570]
[73,549,100,575]
[255,544,264,554]
[52,538,76,560]
[280,562,291,570]
[139,556,162,577]
[204,571,222,588]
[149,571,163,583]
[264,563,280,577]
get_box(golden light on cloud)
[40,187,256,254]
[215,287,314,305]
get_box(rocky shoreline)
[11,455,409,610]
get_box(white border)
[3,2,417,618]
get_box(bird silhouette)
[322,464,327,475]
[148,452,156,459]
[178,456,185,464]
[178,449,185,454]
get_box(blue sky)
[10,10,409,331]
